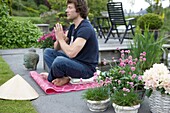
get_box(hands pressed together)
[54,23,65,41]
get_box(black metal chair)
[105,2,136,44]
[96,16,111,39]
[92,17,111,39]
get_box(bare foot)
[52,77,70,86]
[40,72,48,80]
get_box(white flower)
[143,63,170,94]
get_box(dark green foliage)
[112,90,141,106]
[87,0,107,20]
[137,13,163,30]
[38,4,49,14]
[41,11,70,30]
[0,0,10,18]
[0,17,42,49]
[82,86,109,101]
[48,0,66,11]
[47,0,108,21]
[12,0,40,17]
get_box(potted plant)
[99,50,146,113]
[82,85,110,112]
[112,90,141,113]
[130,28,165,71]
[142,63,170,113]
[137,13,163,40]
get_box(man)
[43,0,99,86]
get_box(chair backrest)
[107,2,126,26]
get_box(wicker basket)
[149,90,170,113]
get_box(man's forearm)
[54,37,69,50]
[54,42,61,50]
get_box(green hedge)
[0,17,42,49]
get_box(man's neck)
[73,16,84,29]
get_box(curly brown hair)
[67,0,89,19]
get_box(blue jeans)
[43,48,94,82]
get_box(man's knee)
[43,48,52,55]
[52,56,68,67]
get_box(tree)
[47,0,108,20]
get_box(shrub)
[0,0,9,18]
[0,17,42,49]
[137,13,163,30]
[38,4,49,14]
[41,11,70,31]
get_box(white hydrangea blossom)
[143,63,170,94]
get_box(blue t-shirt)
[68,19,99,72]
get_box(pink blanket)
[30,71,99,94]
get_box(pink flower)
[131,67,136,71]
[119,62,125,67]
[123,88,130,92]
[128,55,132,60]
[140,56,143,59]
[129,82,134,86]
[128,60,133,65]
[121,53,125,58]
[102,59,107,65]
[133,62,136,65]
[121,50,124,53]
[125,50,130,53]
[143,58,146,61]
[142,52,146,56]
[132,74,137,79]
[126,89,130,92]
[138,76,143,80]
[119,70,125,74]
[118,80,121,84]
[123,88,127,91]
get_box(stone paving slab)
[0,48,151,113]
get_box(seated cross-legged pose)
[42,0,99,86]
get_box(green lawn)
[0,56,37,113]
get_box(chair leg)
[105,27,113,43]
[120,29,127,44]
[116,29,121,42]
[131,27,135,36]
[101,29,106,39]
